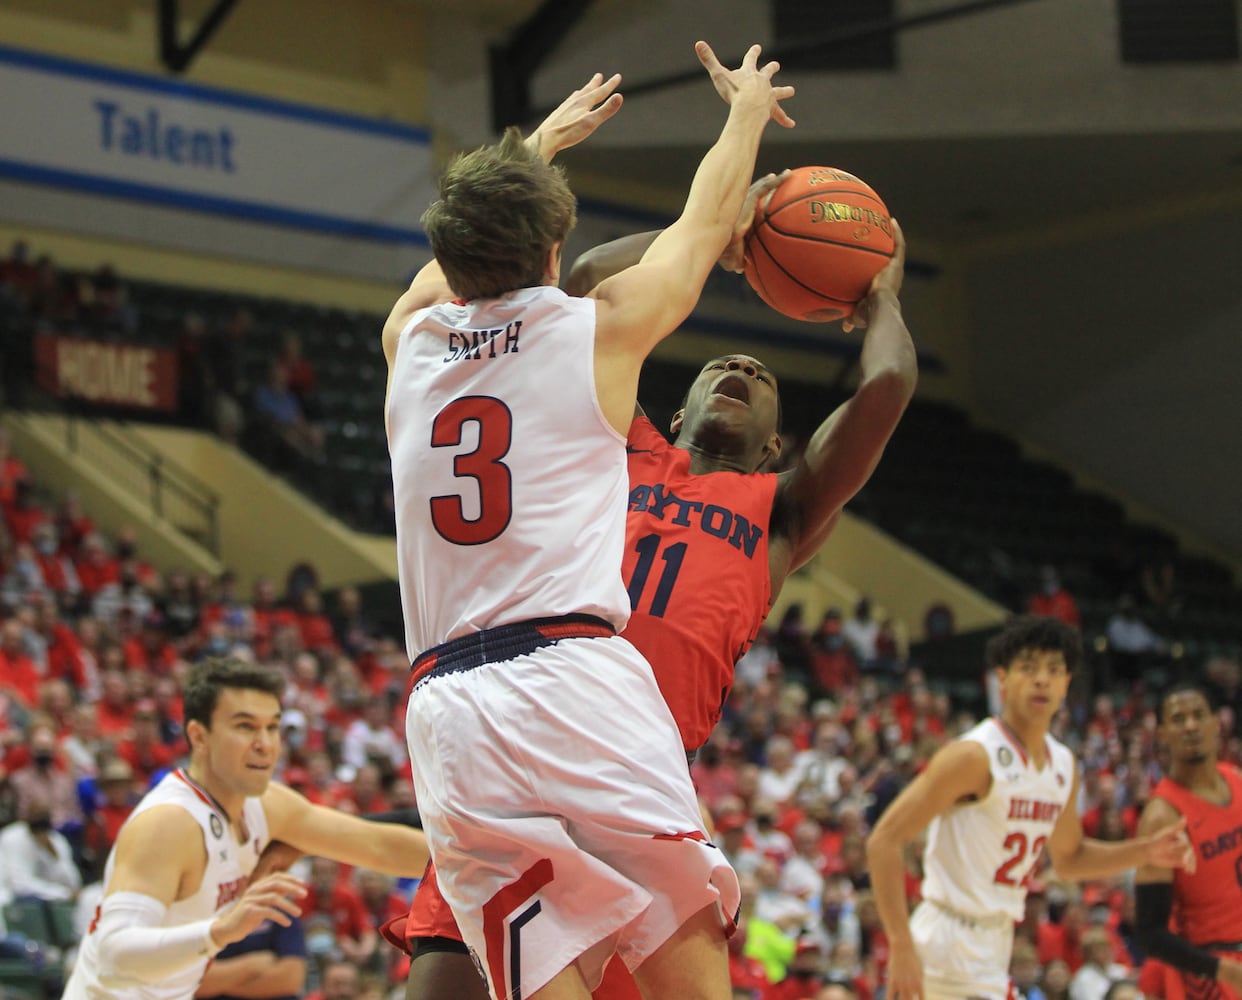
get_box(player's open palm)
[885,940,925,1000]
[695,41,796,128]
[209,872,306,949]
[528,72,624,160]
[1146,817,1197,873]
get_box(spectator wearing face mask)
[9,719,84,830]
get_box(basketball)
[743,166,895,323]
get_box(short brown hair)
[183,657,284,729]
[422,127,577,300]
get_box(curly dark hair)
[183,657,285,729]
[985,615,1083,672]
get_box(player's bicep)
[105,806,203,905]
[1135,798,1182,884]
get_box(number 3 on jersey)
[430,396,513,545]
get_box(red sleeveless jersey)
[621,416,778,751]
[1152,764,1242,948]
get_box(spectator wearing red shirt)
[53,492,93,560]
[296,589,338,655]
[31,523,80,601]
[1080,773,1138,839]
[115,699,176,787]
[83,756,137,874]
[75,532,120,598]
[5,479,47,546]
[766,938,828,1000]
[0,430,29,510]
[303,857,377,969]
[123,610,179,674]
[0,616,40,708]
[1027,565,1081,629]
[94,668,135,739]
[251,575,297,658]
[331,763,391,816]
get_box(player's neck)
[997,713,1050,768]
[1174,758,1227,800]
[184,763,245,826]
[681,441,752,475]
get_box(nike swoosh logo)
[626,446,655,455]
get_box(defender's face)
[1161,690,1217,765]
[998,648,1070,720]
[200,687,283,797]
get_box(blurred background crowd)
[2,243,1239,1000]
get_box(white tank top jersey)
[64,769,270,1000]
[920,717,1075,922]
[386,285,633,658]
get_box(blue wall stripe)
[0,158,428,245]
[0,43,430,143]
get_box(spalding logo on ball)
[743,166,894,323]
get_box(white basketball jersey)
[920,718,1075,921]
[63,769,269,1000]
[386,285,632,657]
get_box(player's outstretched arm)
[262,782,431,878]
[1132,796,1231,987]
[1046,772,1195,881]
[593,42,793,364]
[525,71,623,162]
[866,740,991,1000]
[772,220,917,575]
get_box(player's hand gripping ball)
[743,165,894,323]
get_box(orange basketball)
[743,166,894,323]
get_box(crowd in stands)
[3,239,1239,1000]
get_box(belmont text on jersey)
[628,483,764,558]
[442,321,522,363]
[1007,798,1064,823]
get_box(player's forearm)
[353,823,430,877]
[196,951,280,995]
[679,102,771,247]
[857,291,918,398]
[1050,836,1152,881]
[865,834,916,946]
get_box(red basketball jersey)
[621,416,778,751]
[1152,764,1242,948]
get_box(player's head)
[1158,681,1218,767]
[672,354,783,470]
[422,127,577,301]
[987,615,1081,720]
[184,657,285,795]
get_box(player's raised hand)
[884,938,925,1000]
[843,217,907,333]
[1145,816,1197,873]
[719,171,789,273]
[209,872,306,949]
[696,41,796,128]
[526,72,624,162]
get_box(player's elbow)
[859,351,918,405]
